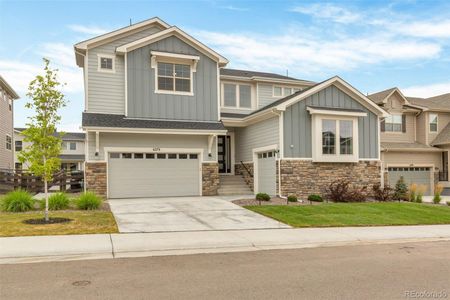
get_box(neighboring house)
[368,88,450,195]
[14,128,85,171]
[74,17,387,199]
[0,76,19,170]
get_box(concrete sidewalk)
[1,225,450,264]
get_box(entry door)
[218,135,231,173]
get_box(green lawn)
[0,211,118,237]
[246,202,450,227]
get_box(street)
[1,241,449,300]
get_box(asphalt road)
[1,241,449,300]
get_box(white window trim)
[429,113,438,133]
[221,82,254,110]
[272,85,300,98]
[273,86,283,97]
[97,54,116,73]
[384,113,403,134]
[6,134,12,151]
[311,114,359,163]
[150,52,199,97]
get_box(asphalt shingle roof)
[82,113,226,131]
[367,88,396,104]
[381,142,442,151]
[431,122,450,146]
[59,154,85,160]
[220,68,314,83]
[408,93,450,111]
[15,128,85,140]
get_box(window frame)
[429,113,438,133]
[311,115,359,163]
[69,142,77,151]
[97,54,116,73]
[5,135,12,151]
[221,82,254,110]
[15,140,22,152]
[384,114,403,133]
[272,86,299,98]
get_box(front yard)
[246,202,450,227]
[0,211,118,237]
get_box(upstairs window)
[97,54,115,73]
[157,62,191,93]
[384,114,403,132]
[273,86,299,97]
[222,83,252,109]
[69,142,77,150]
[429,113,438,132]
[15,140,22,151]
[6,135,12,150]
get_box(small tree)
[18,58,66,221]
[393,176,408,202]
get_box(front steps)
[218,175,252,196]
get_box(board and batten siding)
[87,26,163,115]
[234,116,279,162]
[127,36,218,121]
[283,85,379,159]
[87,132,216,162]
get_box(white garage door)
[256,150,277,196]
[108,152,200,198]
[387,167,433,195]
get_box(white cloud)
[392,20,450,38]
[402,81,450,98]
[291,3,360,24]
[68,24,109,36]
[220,5,248,12]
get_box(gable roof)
[14,128,85,140]
[115,26,228,66]
[220,68,315,85]
[408,93,450,112]
[0,76,19,99]
[431,122,450,146]
[367,88,397,104]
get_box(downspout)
[270,109,287,200]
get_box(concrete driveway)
[108,196,290,233]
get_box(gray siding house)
[75,17,387,199]
[0,76,19,170]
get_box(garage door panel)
[387,167,432,196]
[257,151,277,196]
[108,153,200,198]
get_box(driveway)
[108,196,290,233]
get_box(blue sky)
[1,0,450,131]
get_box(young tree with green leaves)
[18,58,67,221]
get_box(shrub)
[415,185,427,203]
[40,192,70,210]
[434,184,444,204]
[325,180,367,202]
[409,183,418,202]
[256,193,270,201]
[372,184,393,202]
[394,177,408,201]
[307,194,323,202]
[287,195,298,202]
[1,190,34,212]
[75,192,102,210]
[447,201,450,206]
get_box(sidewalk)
[1,225,450,264]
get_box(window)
[168,154,177,159]
[145,153,155,159]
[69,142,76,151]
[429,114,438,132]
[273,86,282,97]
[273,86,297,97]
[157,62,191,93]
[98,54,115,72]
[134,153,144,159]
[339,120,353,155]
[8,98,12,111]
[157,153,166,159]
[322,120,336,155]
[15,162,22,170]
[189,154,198,159]
[321,119,354,156]
[179,154,188,159]
[222,83,252,109]
[122,153,132,159]
[384,114,402,132]
[109,153,120,159]
[6,135,11,150]
[15,140,22,151]
[284,88,292,96]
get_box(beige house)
[368,88,450,195]
[14,128,85,171]
[0,76,19,170]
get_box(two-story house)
[14,128,85,171]
[368,88,450,195]
[75,17,387,199]
[0,76,19,170]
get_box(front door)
[218,135,231,173]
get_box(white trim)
[279,111,284,159]
[124,54,128,116]
[377,116,381,160]
[82,127,227,135]
[97,54,116,73]
[116,27,228,66]
[5,134,12,151]
[150,51,200,61]
[95,131,100,155]
[104,146,204,198]
[429,113,438,133]
[272,85,283,97]
[84,49,89,111]
[252,144,278,194]
[307,107,367,117]
[221,81,254,110]
[151,58,195,96]
[217,64,221,121]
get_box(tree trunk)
[44,179,49,222]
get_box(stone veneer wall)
[85,162,107,199]
[280,160,381,199]
[202,162,219,196]
[235,163,254,191]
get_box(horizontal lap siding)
[235,116,279,162]
[87,26,162,114]
[0,93,13,169]
[127,36,218,121]
[381,113,415,143]
[382,152,441,167]
[283,84,379,159]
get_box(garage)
[256,150,277,196]
[108,152,200,198]
[387,167,433,195]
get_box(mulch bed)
[232,197,324,206]
[23,217,73,225]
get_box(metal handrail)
[439,171,448,182]
[240,161,253,178]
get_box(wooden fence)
[0,169,84,194]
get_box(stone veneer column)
[202,162,219,196]
[85,162,107,199]
[280,160,381,200]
